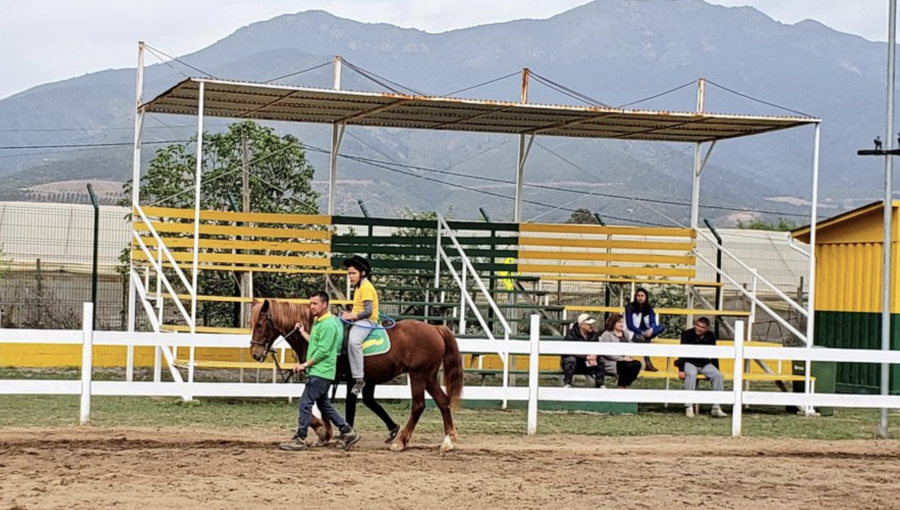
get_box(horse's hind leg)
[362,384,400,443]
[390,375,426,452]
[309,413,333,445]
[423,378,457,452]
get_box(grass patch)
[1,367,896,441]
[0,393,897,441]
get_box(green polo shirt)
[306,312,342,381]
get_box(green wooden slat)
[331,245,516,258]
[332,236,518,247]
[333,215,519,232]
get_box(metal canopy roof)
[143,78,819,143]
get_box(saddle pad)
[362,328,391,357]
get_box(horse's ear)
[261,299,270,313]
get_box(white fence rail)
[4,304,900,437]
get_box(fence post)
[80,303,95,425]
[527,313,540,435]
[731,320,745,437]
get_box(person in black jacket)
[560,313,603,388]
[675,317,728,418]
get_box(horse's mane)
[249,299,313,334]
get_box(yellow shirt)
[351,278,379,322]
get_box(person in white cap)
[560,313,603,388]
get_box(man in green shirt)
[279,291,361,451]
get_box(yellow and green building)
[793,201,900,393]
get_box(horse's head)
[249,299,280,362]
[248,298,313,362]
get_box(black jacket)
[564,324,600,358]
[674,327,719,370]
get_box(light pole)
[856,0,897,439]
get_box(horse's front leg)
[390,375,427,452]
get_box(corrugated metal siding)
[814,242,900,313]
[815,310,900,393]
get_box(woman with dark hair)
[598,313,642,388]
[624,287,666,372]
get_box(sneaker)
[711,407,728,418]
[384,426,400,445]
[563,383,572,389]
[279,437,308,451]
[685,407,695,418]
[351,379,366,396]
[339,430,362,451]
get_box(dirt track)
[1,427,899,510]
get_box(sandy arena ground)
[1,427,899,510]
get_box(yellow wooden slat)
[162,325,250,334]
[177,359,284,370]
[135,237,329,252]
[537,275,722,287]
[564,305,750,316]
[519,263,695,278]
[518,250,694,265]
[161,293,352,306]
[639,371,812,382]
[135,222,331,240]
[141,206,332,226]
[133,250,329,267]
[518,237,694,250]
[520,223,695,237]
[145,263,346,275]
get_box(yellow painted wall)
[814,242,900,313]
[0,345,255,368]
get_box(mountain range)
[0,0,893,225]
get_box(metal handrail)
[436,214,512,342]
[694,249,808,344]
[133,204,194,294]
[131,232,193,328]
[696,229,808,318]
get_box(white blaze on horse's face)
[250,307,275,362]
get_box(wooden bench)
[162,293,352,306]
[563,305,750,317]
[537,276,723,287]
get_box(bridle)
[250,312,302,383]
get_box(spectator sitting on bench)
[624,287,666,372]
[560,313,603,388]
[598,313,642,389]
[675,317,728,419]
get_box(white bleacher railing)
[435,213,513,407]
[694,229,809,344]
[131,204,190,385]
[6,304,900,436]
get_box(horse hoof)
[440,435,455,453]
[389,441,406,452]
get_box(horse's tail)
[438,325,464,409]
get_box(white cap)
[577,313,596,325]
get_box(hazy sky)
[0,0,894,100]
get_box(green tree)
[736,217,799,231]
[566,208,601,224]
[120,121,321,329]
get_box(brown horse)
[248,298,463,452]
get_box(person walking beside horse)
[279,291,362,452]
